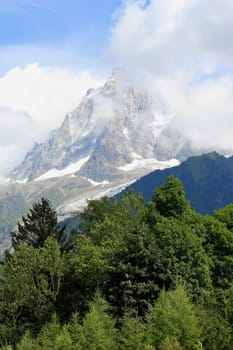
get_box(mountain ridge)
[118,152,233,214]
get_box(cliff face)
[11,70,190,182]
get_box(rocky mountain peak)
[10,70,191,183]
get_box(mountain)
[11,70,191,183]
[1,70,218,251]
[118,152,233,214]
[1,70,194,250]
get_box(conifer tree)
[147,285,201,350]
[11,197,66,249]
[77,295,118,350]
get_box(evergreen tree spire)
[11,197,65,249]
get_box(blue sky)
[0,0,125,175]
[0,0,233,177]
[0,0,121,73]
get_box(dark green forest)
[0,176,233,349]
[119,152,233,214]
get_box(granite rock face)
[11,70,191,182]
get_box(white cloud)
[91,95,116,135]
[153,76,233,152]
[0,64,104,175]
[108,0,233,153]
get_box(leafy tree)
[60,235,108,318]
[152,217,212,298]
[152,176,190,218]
[214,204,233,231]
[75,190,152,318]
[103,222,160,318]
[0,238,64,337]
[202,216,233,289]
[81,191,145,244]
[70,189,210,317]
[79,196,114,235]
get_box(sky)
[0,0,233,176]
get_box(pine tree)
[11,197,66,249]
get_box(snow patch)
[80,177,110,186]
[123,127,130,140]
[87,178,110,186]
[34,156,90,181]
[16,178,28,184]
[119,158,180,171]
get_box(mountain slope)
[11,70,190,182]
[6,70,229,251]
[119,152,233,214]
[2,70,195,250]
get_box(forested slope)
[119,152,233,214]
[0,177,233,349]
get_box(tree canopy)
[0,176,233,349]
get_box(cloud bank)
[0,64,103,175]
[1,0,233,176]
[108,0,233,153]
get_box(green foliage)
[103,222,161,317]
[202,216,233,289]
[16,331,39,350]
[54,326,73,350]
[214,204,233,231]
[152,217,212,298]
[79,196,114,235]
[1,179,233,349]
[66,235,108,316]
[224,285,233,327]
[160,337,183,350]
[119,312,146,350]
[95,194,159,317]
[197,306,232,350]
[152,176,190,217]
[147,285,201,350]
[35,314,60,349]
[11,197,67,250]
[0,237,64,340]
[76,295,118,350]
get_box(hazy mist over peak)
[107,0,233,155]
